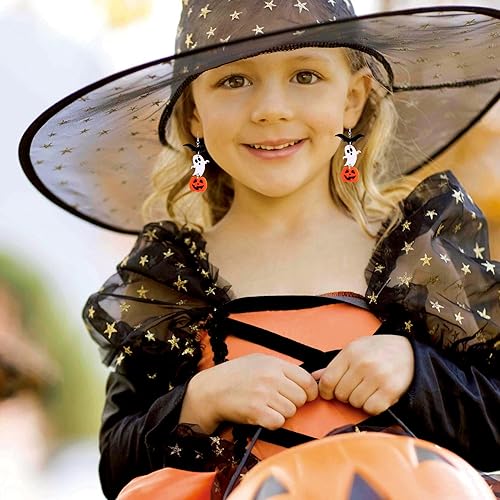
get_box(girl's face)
[190,47,370,200]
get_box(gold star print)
[123,346,133,356]
[453,223,462,234]
[427,275,440,285]
[163,249,174,259]
[104,322,118,339]
[252,25,264,35]
[199,250,208,260]
[145,229,158,240]
[201,269,210,278]
[175,262,186,270]
[374,264,385,273]
[469,211,477,220]
[182,347,195,356]
[190,242,197,254]
[294,1,309,13]
[439,253,451,264]
[210,436,222,446]
[119,302,130,313]
[420,254,432,266]
[185,33,194,48]
[147,373,157,380]
[199,4,212,18]
[230,10,242,20]
[425,210,437,220]
[430,300,444,312]
[60,147,73,155]
[401,241,414,255]
[401,220,411,231]
[436,224,445,236]
[116,352,126,366]
[168,335,180,349]
[139,255,149,267]
[42,143,53,149]
[137,285,149,299]
[397,272,412,287]
[481,261,496,275]
[461,263,471,276]
[58,119,69,126]
[206,26,216,38]
[452,189,465,204]
[88,306,95,319]
[264,0,276,9]
[205,286,216,296]
[477,308,491,320]
[367,291,377,304]
[169,444,182,457]
[145,331,156,341]
[404,320,413,332]
[174,275,188,292]
[473,242,485,259]
[454,312,464,325]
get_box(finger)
[282,364,318,402]
[362,389,396,416]
[333,369,363,403]
[347,379,378,409]
[318,355,349,400]
[278,378,309,408]
[311,368,326,380]
[267,393,298,420]
[248,407,286,431]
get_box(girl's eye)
[294,71,320,84]
[220,75,249,88]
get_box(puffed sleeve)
[366,170,498,371]
[365,170,499,470]
[82,221,236,499]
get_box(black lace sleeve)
[366,170,499,374]
[82,221,244,499]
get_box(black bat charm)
[335,133,364,144]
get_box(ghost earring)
[335,128,364,183]
[184,137,209,193]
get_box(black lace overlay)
[366,170,499,372]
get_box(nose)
[250,80,294,124]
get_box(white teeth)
[250,141,300,150]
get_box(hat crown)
[175,0,356,54]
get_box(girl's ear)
[344,67,372,128]
[190,105,203,138]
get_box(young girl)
[18,1,499,498]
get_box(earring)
[184,137,209,193]
[335,128,364,183]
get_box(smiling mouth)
[247,140,303,151]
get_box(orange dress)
[198,292,383,460]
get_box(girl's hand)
[311,335,414,415]
[180,354,318,433]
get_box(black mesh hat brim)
[19,6,500,234]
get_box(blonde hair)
[143,48,422,239]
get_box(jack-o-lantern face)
[341,166,359,183]
[189,176,208,192]
[228,433,494,500]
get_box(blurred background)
[1,0,498,498]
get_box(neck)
[217,170,352,239]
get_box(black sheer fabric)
[83,170,500,499]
